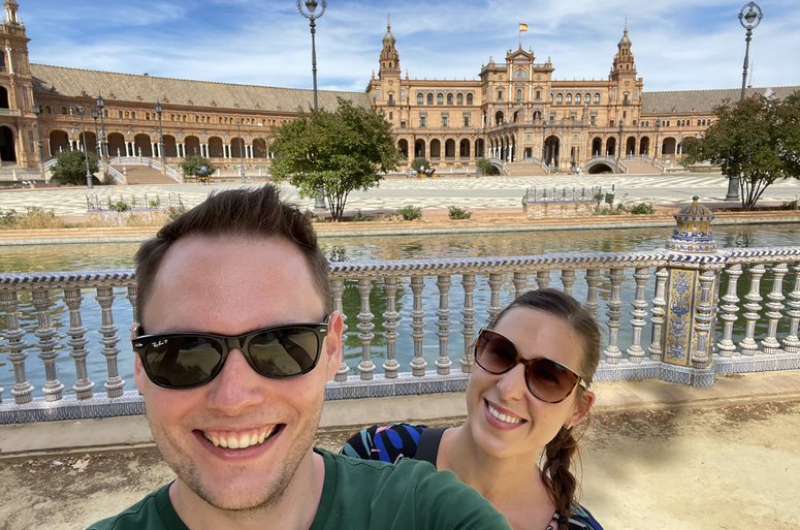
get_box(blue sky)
[19,0,800,93]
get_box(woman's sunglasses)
[132,322,328,389]
[474,329,586,403]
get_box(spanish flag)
[519,23,529,32]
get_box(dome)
[668,197,717,252]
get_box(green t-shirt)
[88,449,511,530]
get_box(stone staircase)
[116,165,175,185]
[506,161,549,176]
[621,157,664,175]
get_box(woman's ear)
[323,311,345,381]
[567,389,596,429]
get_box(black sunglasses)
[474,329,586,404]
[133,322,328,389]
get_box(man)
[89,186,510,530]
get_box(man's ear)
[567,389,596,430]
[323,311,344,382]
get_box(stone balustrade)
[2,246,800,423]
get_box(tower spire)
[4,0,21,25]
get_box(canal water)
[1,223,799,399]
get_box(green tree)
[180,155,216,183]
[270,98,399,221]
[683,91,800,209]
[51,150,99,185]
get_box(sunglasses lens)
[527,358,580,403]
[476,330,517,374]
[248,327,321,377]
[142,336,223,388]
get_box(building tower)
[0,0,38,169]
[608,26,643,156]
[379,17,400,79]
[369,16,402,127]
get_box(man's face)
[135,234,341,511]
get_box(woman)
[342,288,603,530]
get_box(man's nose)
[205,347,266,414]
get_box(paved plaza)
[2,173,800,216]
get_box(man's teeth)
[487,403,523,424]
[203,426,276,449]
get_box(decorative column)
[330,278,349,382]
[603,268,625,364]
[561,269,576,297]
[536,270,551,290]
[716,264,743,356]
[626,267,650,363]
[512,271,528,298]
[436,274,452,375]
[761,263,788,354]
[410,275,427,377]
[783,265,800,354]
[96,285,124,398]
[584,269,602,317]
[64,286,94,399]
[648,267,668,361]
[660,197,720,387]
[461,273,476,373]
[487,273,504,323]
[739,264,765,356]
[382,276,400,378]
[32,287,64,401]
[0,288,34,404]
[356,278,375,380]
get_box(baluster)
[356,278,375,380]
[584,269,602,317]
[536,270,551,290]
[626,267,650,363]
[382,276,400,379]
[461,273,476,373]
[488,273,504,323]
[127,283,137,323]
[560,269,576,297]
[410,275,427,377]
[63,286,94,399]
[603,268,624,364]
[436,275,452,375]
[761,263,788,354]
[330,278,349,382]
[96,285,124,397]
[739,264,765,356]
[691,270,716,368]
[32,287,63,401]
[717,264,743,357]
[648,267,668,361]
[0,288,33,404]
[512,271,528,298]
[783,265,800,354]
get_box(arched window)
[437,93,444,105]
[585,93,591,104]
[566,94,572,104]
[623,92,630,105]
[427,93,434,105]
[575,94,581,104]
[535,90,541,100]
[497,90,504,101]
[516,89,523,103]
[417,93,424,105]
[556,94,563,104]
[447,93,454,105]
[0,86,8,109]
[457,93,464,105]
[466,93,474,105]
[594,93,601,104]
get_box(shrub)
[181,155,216,182]
[0,207,64,229]
[629,202,656,215]
[398,205,422,221]
[411,158,430,173]
[51,151,100,186]
[476,158,500,176]
[448,206,472,220]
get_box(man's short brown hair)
[134,185,330,325]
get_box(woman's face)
[464,306,595,460]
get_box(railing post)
[584,269,602,317]
[648,267,668,361]
[64,286,94,399]
[436,274,452,375]
[626,267,649,363]
[0,288,34,404]
[356,278,375,381]
[96,285,124,398]
[739,264,766,356]
[761,263,788,354]
[560,269,576,297]
[488,273,504,323]
[330,278,349,382]
[382,276,400,379]
[512,271,528,298]
[536,270,551,290]
[32,286,63,401]
[717,264,743,357]
[783,264,800,353]
[461,273,476,373]
[410,275,427,377]
[691,270,716,369]
[602,268,624,363]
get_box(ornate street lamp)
[726,2,763,201]
[32,104,45,181]
[74,105,94,188]
[297,0,328,209]
[237,117,246,182]
[155,100,166,175]
[95,95,107,161]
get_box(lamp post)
[32,104,45,181]
[237,117,246,182]
[96,95,107,161]
[726,1,763,201]
[155,100,166,175]
[297,0,328,209]
[74,105,93,188]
